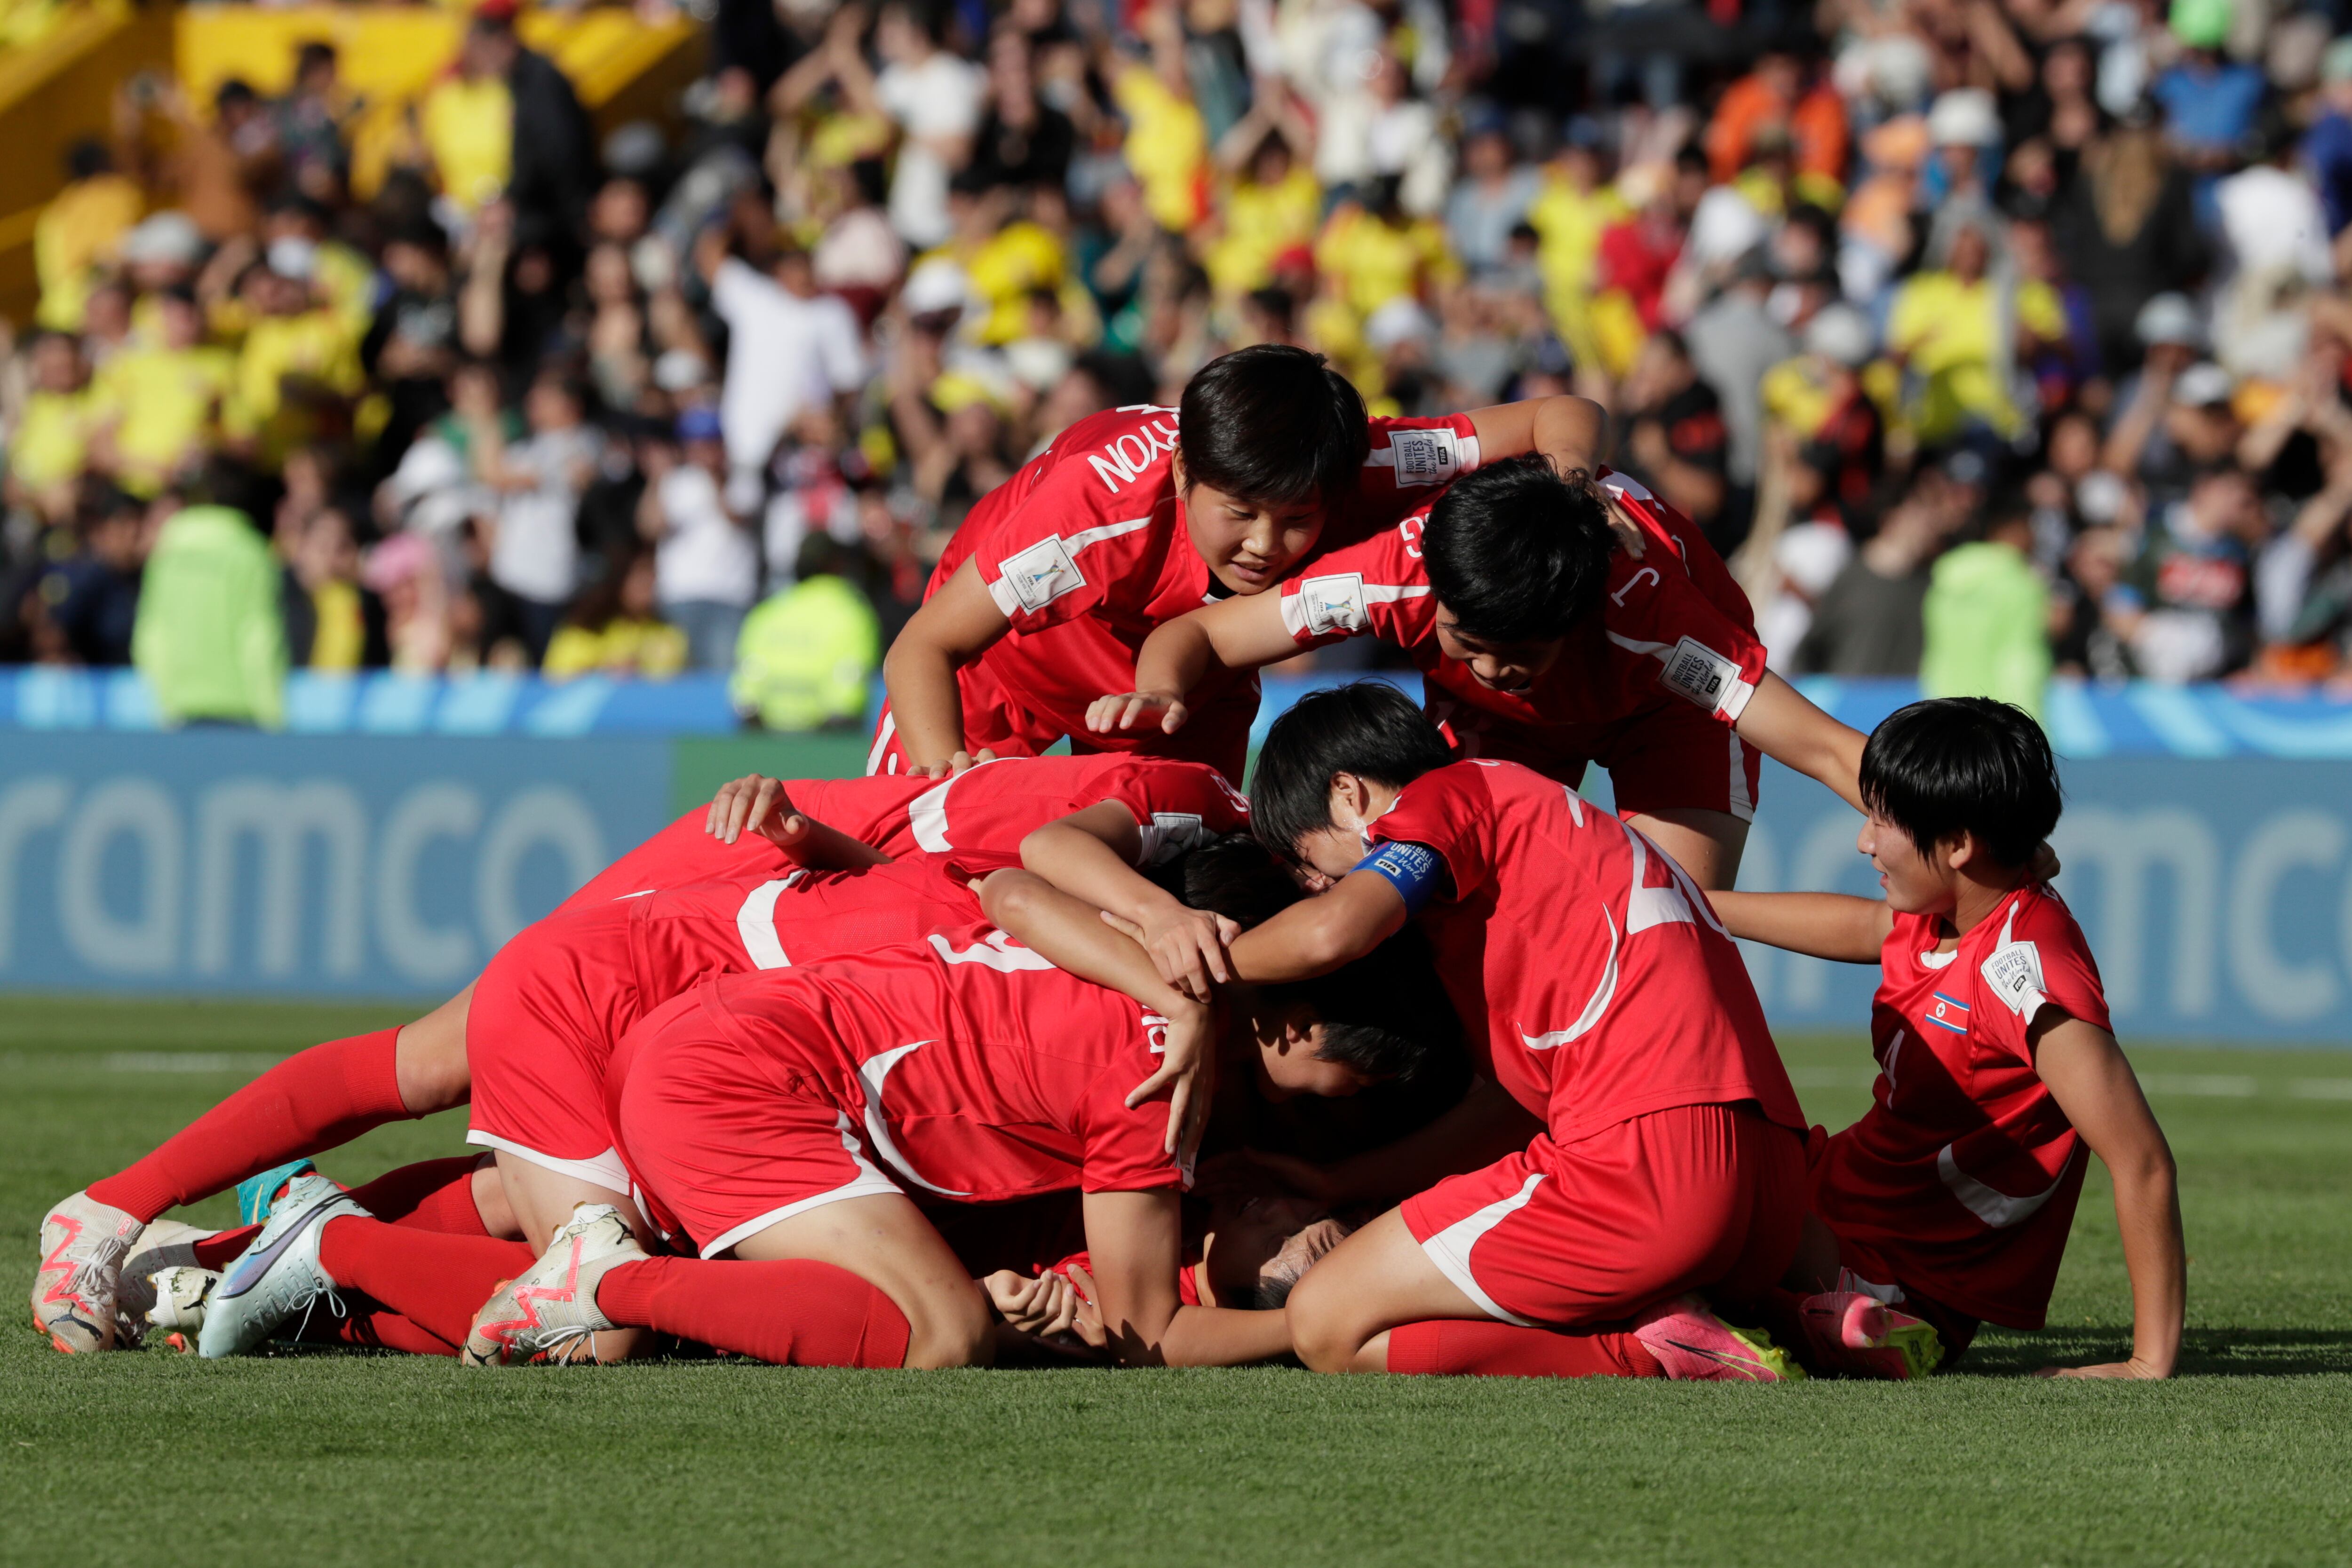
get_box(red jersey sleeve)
[1277,509,1439,649]
[1598,545,1769,725]
[1350,413,1482,529]
[1974,888,2114,1065]
[971,409,1183,635]
[1090,759,1252,863]
[1075,1034,1189,1193]
[1362,764,1499,905]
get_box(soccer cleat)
[1633,1295,1807,1383]
[461,1204,646,1368]
[31,1191,145,1353]
[141,1267,220,1351]
[236,1160,318,1227]
[1797,1291,1943,1380]
[113,1220,221,1348]
[197,1173,369,1359]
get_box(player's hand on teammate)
[1125,996,1216,1162]
[707,775,810,849]
[1086,690,1190,736]
[1101,903,1239,1004]
[908,748,999,780]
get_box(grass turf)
[2,996,2349,1567]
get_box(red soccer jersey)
[1365,759,1804,1143]
[1813,885,2114,1330]
[559,755,1249,912]
[633,934,1187,1202]
[1275,469,1767,767]
[926,405,1484,755]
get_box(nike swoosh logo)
[217,1197,333,1301]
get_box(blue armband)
[1354,840,1448,914]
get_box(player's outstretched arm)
[979,869,1216,1160]
[881,557,1013,776]
[1704,890,1890,963]
[1221,870,1406,983]
[2033,1012,2185,1380]
[1082,1189,1297,1366]
[1730,671,1869,812]
[1022,804,1237,1001]
[1088,591,1299,736]
[704,775,891,868]
[1465,394,1605,480]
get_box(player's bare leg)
[490,1156,655,1360]
[1622,808,1748,890]
[393,984,474,1113]
[729,1195,995,1369]
[1284,1208,1498,1372]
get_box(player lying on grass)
[1088,455,1870,889]
[875,343,1609,782]
[32,755,1248,1353]
[164,836,1297,1360]
[1180,682,1952,1380]
[193,919,1451,1369]
[1706,697,2186,1378]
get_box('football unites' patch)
[1657,636,1740,712]
[1387,428,1462,486]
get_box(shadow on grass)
[1955,1325,2352,1377]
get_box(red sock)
[88,1030,410,1222]
[348,1157,490,1236]
[191,1225,261,1271]
[288,1302,459,1358]
[1386,1319,1663,1378]
[596,1256,911,1367]
[316,1217,536,1348]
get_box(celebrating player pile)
[32,348,2182,1383]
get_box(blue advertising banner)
[0,733,671,998]
[1727,759,2352,1046]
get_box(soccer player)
[1706,698,2185,1378]
[872,343,1609,781]
[31,755,1245,1353]
[1202,682,1843,1381]
[1089,456,1870,888]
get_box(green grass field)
[3,997,2349,1567]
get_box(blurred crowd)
[9,0,2352,729]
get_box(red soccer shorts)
[611,992,900,1259]
[1401,1102,1804,1329]
[464,901,645,1195]
[1436,698,1762,824]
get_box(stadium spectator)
[131,481,286,727]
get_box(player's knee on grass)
[394,984,475,1114]
[1283,1257,1375,1373]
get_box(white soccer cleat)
[461,1204,646,1368]
[31,1191,145,1353]
[197,1173,369,1359]
[141,1267,222,1354]
[113,1219,222,1348]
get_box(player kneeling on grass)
[1707,697,2186,1378]
[452,927,1454,1370]
[1199,683,1929,1381]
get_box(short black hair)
[1422,455,1616,644]
[1859,697,2062,868]
[1148,836,1303,929]
[1249,682,1451,860]
[1177,345,1368,509]
[1276,926,1459,1084]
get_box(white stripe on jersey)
[1415,1172,1543,1327]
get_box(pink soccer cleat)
[30,1191,145,1353]
[1633,1295,1806,1382]
[1797,1291,1943,1380]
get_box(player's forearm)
[1704,891,1887,963]
[1146,1302,1297,1367]
[1322,1078,1540,1203]
[1734,673,1867,811]
[2110,1148,2186,1377]
[1469,395,1605,476]
[981,870,1199,1022]
[1132,616,1223,699]
[1021,822,1167,926]
[1225,881,1401,983]
[881,630,970,767]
